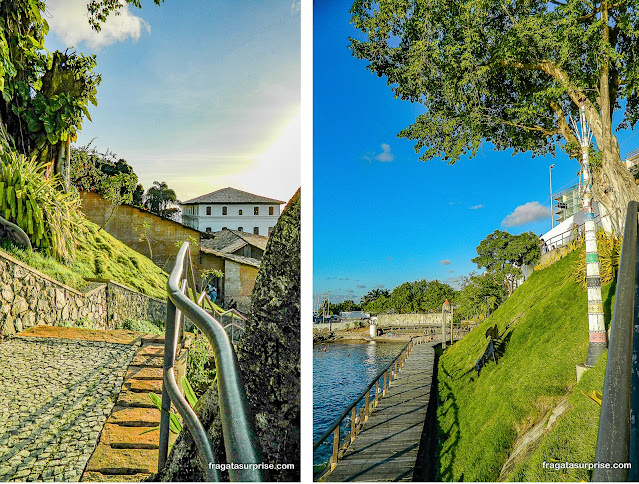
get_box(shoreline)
[313,328,430,345]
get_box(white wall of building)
[182,203,281,235]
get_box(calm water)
[313,341,406,465]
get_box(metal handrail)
[313,336,427,479]
[197,291,246,342]
[159,242,264,481]
[593,200,638,481]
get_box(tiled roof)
[200,229,269,253]
[200,246,261,268]
[230,229,268,251]
[182,187,284,205]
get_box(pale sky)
[44,0,301,205]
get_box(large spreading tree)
[350,0,639,234]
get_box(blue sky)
[312,0,639,306]
[43,0,300,204]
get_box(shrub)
[120,318,162,334]
[573,229,622,288]
[187,331,216,398]
[0,141,86,261]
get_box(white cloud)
[45,0,150,49]
[375,143,394,162]
[502,201,551,227]
[470,204,484,210]
[440,259,452,265]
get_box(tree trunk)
[592,139,639,235]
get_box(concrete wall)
[0,250,167,338]
[376,313,444,327]
[79,192,201,278]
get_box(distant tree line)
[70,143,180,220]
[334,230,541,322]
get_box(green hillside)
[438,249,610,482]
[1,220,168,299]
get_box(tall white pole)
[574,104,607,366]
[550,164,556,228]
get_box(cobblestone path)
[0,332,139,482]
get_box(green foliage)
[362,279,455,314]
[574,228,622,288]
[329,299,361,315]
[436,249,613,481]
[0,143,86,261]
[182,376,198,408]
[119,318,162,334]
[455,271,507,321]
[144,180,179,219]
[187,331,217,398]
[143,392,182,434]
[0,1,100,162]
[473,230,540,295]
[1,219,168,298]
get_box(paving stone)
[81,471,152,482]
[115,391,156,409]
[130,355,164,367]
[125,366,163,380]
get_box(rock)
[11,296,28,316]
[55,289,66,309]
[1,315,15,336]
[1,284,14,303]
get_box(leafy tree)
[330,300,362,314]
[362,280,455,313]
[0,2,101,188]
[472,230,540,295]
[350,0,639,234]
[360,288,390,307]
[144,180,179,219]
[456,271,507,321]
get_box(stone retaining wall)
[0,251,167,338]
[376,313,443,327]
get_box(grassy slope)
[1,220,168,299]
[437,249,611,482]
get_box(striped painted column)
[578,104,607,367]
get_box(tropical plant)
[573,229,622,288]
[0,142,86,261]
[142,376,201,436]
[187,332,217,398]
[144,181,179,219]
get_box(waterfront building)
[181,187,284,236]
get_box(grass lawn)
[1,220,168,299]
[437,248,610,481]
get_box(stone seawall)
[377,313,443,327]
[0,251,167,338]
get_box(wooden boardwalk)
[324,343,436,482]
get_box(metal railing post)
[593,201,638,481]
[158,300,176,473]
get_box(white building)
[181,187,284,236]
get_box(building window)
[268,226,274,235]
[254,206,259,215]
[238,226,243,232]
[269,206,274,216]
[253,227,259,235]
[222,206,227,215]
[206,206,211,215]
[206,227,211,232]
[239,209,243,215]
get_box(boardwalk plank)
[323,343,436,482]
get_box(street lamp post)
[549,164,556,228]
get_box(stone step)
[81,471,152,482]
[125,379,163,394]
[98,423,169,450]
[141,334,165,345]
[106,407,161,427]
[136,346,165,357]
[125,366,163,381]
[84,444,158,475]
[130,355,164,368]
[116,391,157,408]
